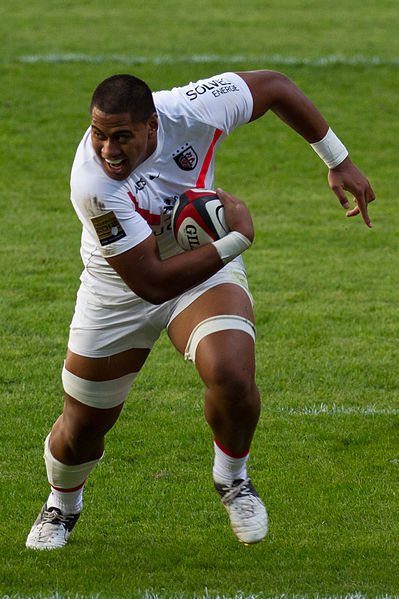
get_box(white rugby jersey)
[70,72,253,304]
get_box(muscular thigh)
[65,347,150,380]
[168,283,256,387]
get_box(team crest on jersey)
[173,144,198,171]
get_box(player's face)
[90,107,158,180]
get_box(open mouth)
[103,157,128,177]
[105,158,125,168]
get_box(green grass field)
[0,1,398,598]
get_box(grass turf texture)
[1,1,398,598]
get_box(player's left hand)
[328,156,375,228]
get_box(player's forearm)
[107,241,223,305]
[269,75,329,143]
[108,227,253,304]
[262,72,350,169]
[144,244,225,304]
[239,70,329,142]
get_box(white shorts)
[68,259,253,358]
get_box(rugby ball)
[172,188,229,250]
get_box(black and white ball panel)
[172,188,229,250]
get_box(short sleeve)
[155,72,253,134]
[71,158,152,258]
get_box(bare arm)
[107,234,222,304]
[237,70,375,227]
[106,189,254,304]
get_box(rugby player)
[26,70,374,549]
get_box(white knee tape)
[44,434,102,490]
[184,315,256,363]
[62,366,137,409]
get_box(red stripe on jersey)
[214,437,250,459]
[127,191,161,226]
[50,480,86,493]
[196,128,223,188]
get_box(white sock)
[47,485,84,515]
[212,440,249,485]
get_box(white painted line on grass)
[274,403,399,416]
[3,594,399,599]
[5,53,399,67]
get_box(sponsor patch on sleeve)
[91,211,126,246]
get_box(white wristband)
[212,231,251,265]
[310,127,348,169]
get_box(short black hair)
[90,74,156,123]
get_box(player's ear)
[147,112,158,136]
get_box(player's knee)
[207,359,255,400]
[59,395,124,457]
[59,366,136,457]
